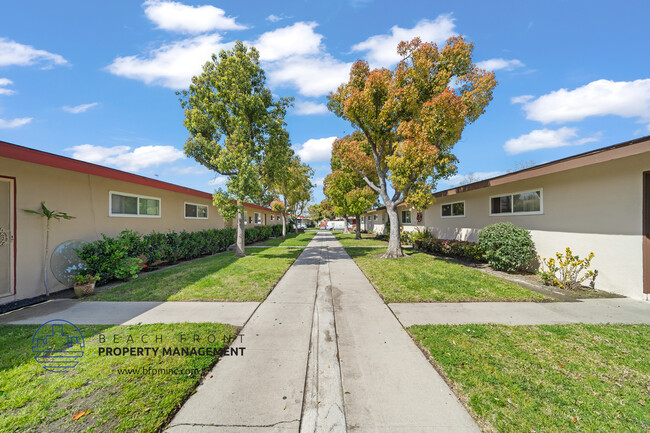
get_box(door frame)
[643,171,650,293]
[0,175,16,297]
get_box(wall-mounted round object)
[50,240,88,287]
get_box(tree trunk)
[382,205,405,258]
[294,216,298,234]
[343,215,350,234]
[281,212,287,238]
[234,207,246,258]
[355,213,361,240]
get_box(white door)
[0,178,14,297]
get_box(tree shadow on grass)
[86,248,303,302]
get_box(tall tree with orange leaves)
[328,37,497,257]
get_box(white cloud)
[266,14,286,23]
[67,144,185,172]
[268,55,352,97]
[0,78,15,95]
[476,58,524,71]
[0,38,67,68]
[106,34,229,89]
[143,0,246,33]
[62,102,99,114]
[0,117,32,129]
[511,95,534,104]
[519,79,650,124]
[351,16,457,67]
[208,176,227,186]
[504,127,600,155]
[293,100,328,115]
[296,137,337,162]
[254,22,322,62]
[313,176,325,187]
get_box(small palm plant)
[24,201,75,295]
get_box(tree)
[328,36,497,257]
[324,134,378,238]
[272,154,314,237]
[179,41,292,257]
[24,202,75,295]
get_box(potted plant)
[72,272,100,298]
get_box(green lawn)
[333,232,388,246]
[0,323,236,433]
[257,231,317,246]
[409,324,650,433]
[346,247,550,302]
[88,247,302,302]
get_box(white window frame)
[109,191,161,218]
[184,202,209,220]
[270,215,274,221]
[373,214,378,221]
[489,188,543,216]
[441,200,466,218]
[401,210,412,224]
[244,211,248,225]
[254,212,261,224]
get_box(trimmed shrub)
[478,222,536,272]
[416,237,484,262]
[270,224,283,237]
[76,230,145,284]
[76,225,270,286]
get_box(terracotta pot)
[73,282,95,298]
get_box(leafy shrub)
[76,230,145,284]
[416,237,484,262]
[411,228,435,244]
[537,247,598,290]
[270,224,283,237]
[400,228,412,245]
[478,223,536,272]
[76,225,272,286]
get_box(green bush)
[270,224,282,237]
[411,228,435,243]
[416,237,484,262]
[76,225,272,286]
[478,222,536,272]
[76,230,145,284]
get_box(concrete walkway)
[391,298,650,327]
[166,231,481,433]
[0,300,258,327]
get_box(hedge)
[415,237,485,263]
[76,224,284,284]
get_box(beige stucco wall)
[421,152,650,299]
[241,205,282,227]
[1,157,234,303]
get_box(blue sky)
[1,0,649,204]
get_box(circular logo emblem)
[32,319,85,373]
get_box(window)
[110,192,160,217]
[184,202,208,219]
[254,212,261,224]
[244,211,248,224]
[270,215,274,221]
[441,201,465,218]
[361,216,364,221]
[401,210,412,224]
[373,214,377,221]
[490,189,542,215]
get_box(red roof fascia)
[0,140,275,212]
